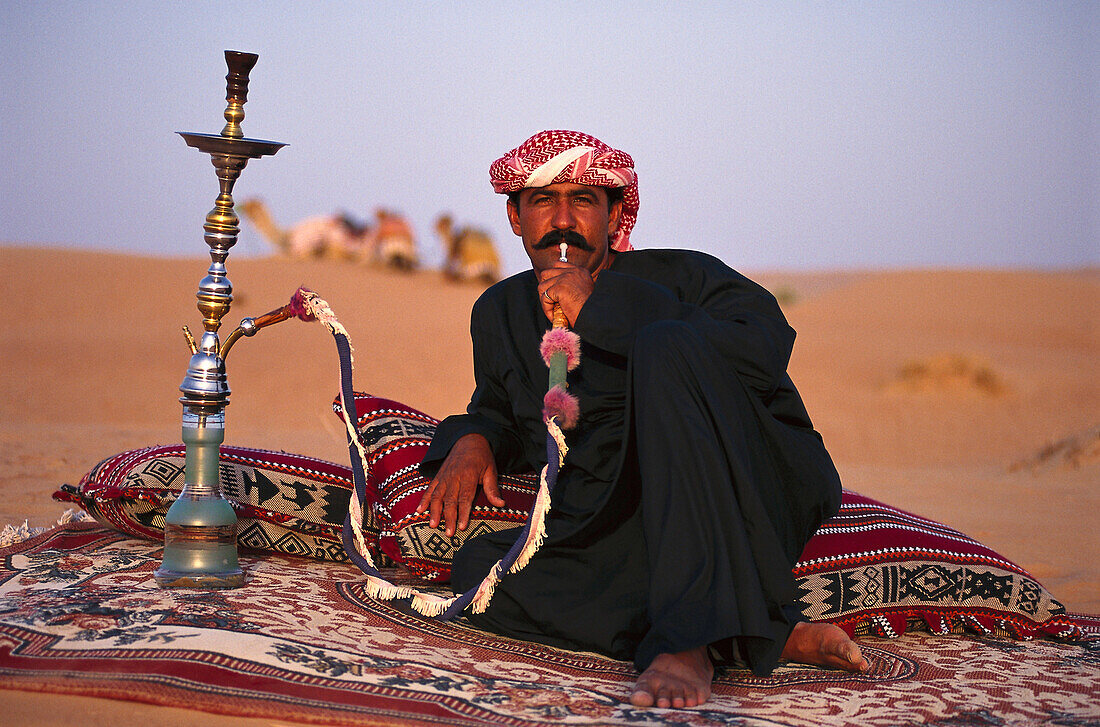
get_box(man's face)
[507,182,622,276]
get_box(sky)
[1,1,1096,275]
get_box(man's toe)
[829,639,867,671]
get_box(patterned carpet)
[1,524,1097,726]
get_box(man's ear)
[506,198,523,236]
[607,198,623,236]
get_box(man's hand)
[537,261,594,326]
[416,433,505,537]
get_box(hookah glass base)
[155,520,244,589]
[154,412,244,589]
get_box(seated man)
[417,130,867,709]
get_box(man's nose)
[551,199,576,229]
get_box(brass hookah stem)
[551,305,568,329]
[218,302,297,360]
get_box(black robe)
[420,249,841,675]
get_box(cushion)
[54,444,375,564]
[332,393,539,581]
[794,490,1079,640]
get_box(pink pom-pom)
[543,385,580,430]
[539,328,581,370]
[288,286,316,322]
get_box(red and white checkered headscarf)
[490,130,639,252]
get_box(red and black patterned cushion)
[332,393,538,581]
[57,392,1084,641]
[54,444,376,564]
[795,490,1078,639]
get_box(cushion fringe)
[510,470,552,574]
[410,592,460,617]
[1,509,95,547]
[841,606,1086,641]
[468,562,504,614]
[347,490,378,571]
[366,576,416,602]
[547,418,568,466]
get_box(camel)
[371,208,419,271]
[238,198,371,261]
[238,199,419,271]
[434,214,501,284]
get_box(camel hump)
[443,225,500,283]
[458,228,498,259]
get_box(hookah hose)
[264,285,580,619]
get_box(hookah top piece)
[178,50,286,159]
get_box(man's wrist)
[454,432,492,451]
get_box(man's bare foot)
[781,621,869,671]
[629,646,713,709]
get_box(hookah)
[154,51,285,588]
[153,50,579,616]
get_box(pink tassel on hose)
[288,287,317,322]
[543,384,580,430]
[540,328,581,370]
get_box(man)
[417,130,867,709]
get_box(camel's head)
[237,197,263,217]
[435,214,454,238]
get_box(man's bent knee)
[631,320,711,383]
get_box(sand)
[0,246,1097,722]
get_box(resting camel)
[434,214,501,284]
[238,199,419,271]
[372,208,419,271]
[238,198,370,261]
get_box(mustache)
[533,230,594,252]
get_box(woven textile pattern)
[796,491,1079,640]
[1,524,1097,726]
[54,444,372,564]
[333,393,539,581]
[59,392,1086,642]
